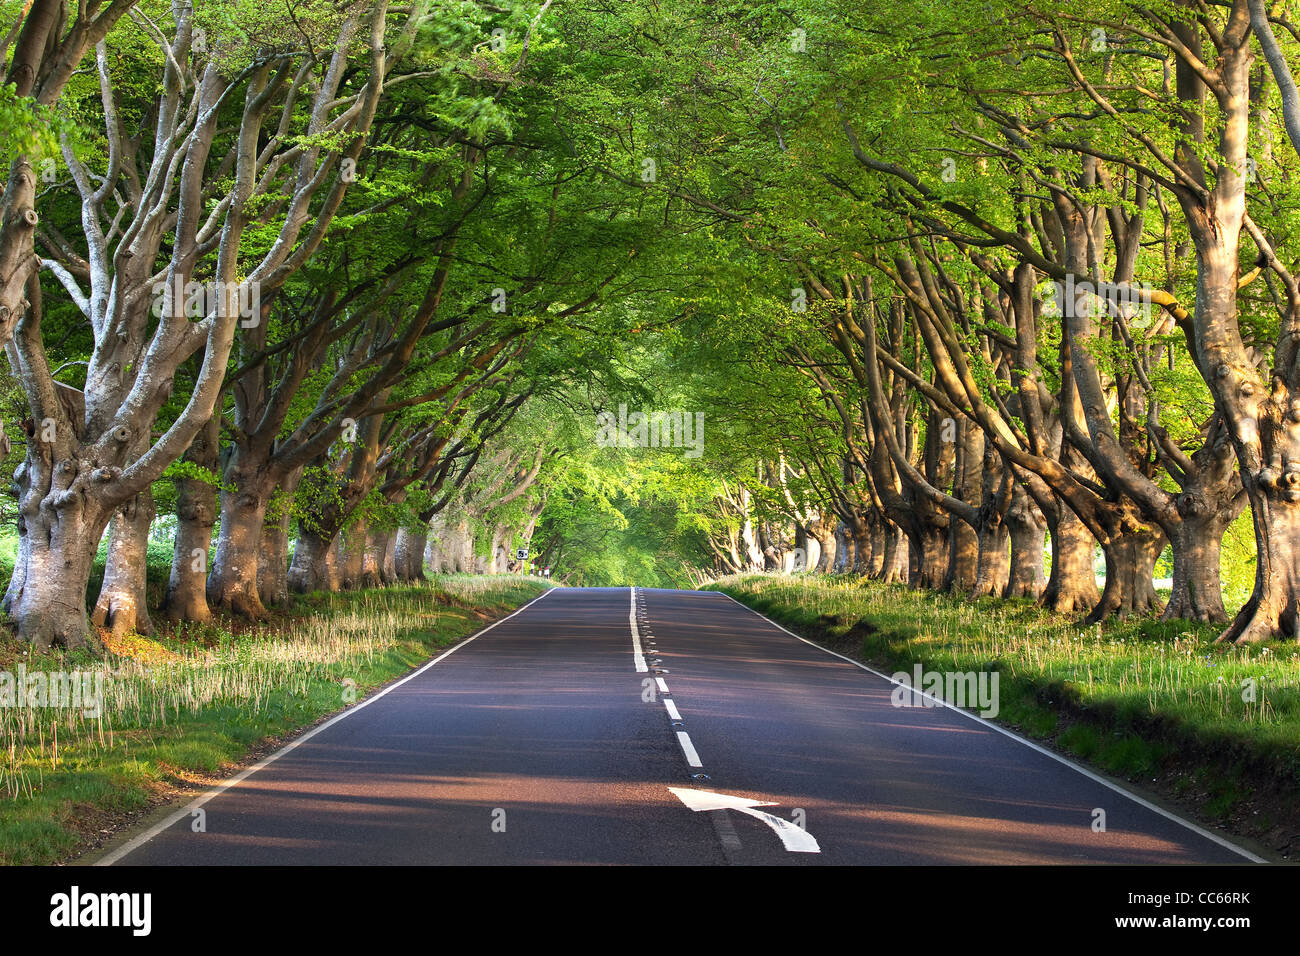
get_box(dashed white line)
[676,731,703,767]
[630,586,647,673]
[636,592,705,772]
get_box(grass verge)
[0,573,552,865]
[704,573,1298,859]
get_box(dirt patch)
[813,613,879,657]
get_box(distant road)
[101,587,1258,865]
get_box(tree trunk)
[792,525,810,572]
[165,482,217,622]
[1161,507,1231,623]
[338,523,366,589]
[288,529,342,593]
[1207,335,1300,642]
[969,519,1010,600]
[207,485,271,618]
[4,424,123,650]
[362,526,394,587]
[257,468,302,610]
[91,486,156,638]
[257,513,291,608]
[866,515,886,577]
[850,515,873,575]
[1224,496,1300,643]
[833,520,852,572]
[1004,487,1046,600]
[1040,505,1100,614]
[424,527,443,575]
[911,523,949,590]
[6,514,104,651]
[944,420,983,592]
[945,519,979,593]
[877,523,904,584]
[162,417,219,623]
[395,525,428,581]
[807,518,836,573]
[488,523,512,574]
[1085,522,1166,624]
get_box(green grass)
[704,573,1300,843]
[0,573,551,865]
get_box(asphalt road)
[101,587,1259,865]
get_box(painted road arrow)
[669,786,821,853]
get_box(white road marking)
[714,589,1265,864]
[656,677,669,694]
[630,586,647,673]
[96,585,560,866]
[670,787,820,854]
[676,731,703,767]
[664,698,682,720]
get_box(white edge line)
[95,584,558,867]
[676,730,703,767]
[712,589,1266,864]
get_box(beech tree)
[3,0,395,647]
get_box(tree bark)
[162,415,219,622]
[288,529,341,593]
[1086,520,1166,624]
[807,514,836,573]
[1004,485,1046,599]
[258,468,302,609]
[395,525,427,581]
[207,483,272,618]
[91,486,156,638]
[945,420,982,592]
[361,525,394,587]
[970,519,1010,599]
[946,520,979,593]
[849,513,873,575]
[877,522,905,584]
[4,491,105,652]
[338,524,367,590]
[910,522,949,590]
[1040,504,1101,614]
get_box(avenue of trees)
[5,0,1300,648]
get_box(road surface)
[100,587,1258,865]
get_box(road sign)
[516,548,528,561]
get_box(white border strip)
[712,589,1265,864]
[676,731,703,768]
[95,585,558,866]
[630,586,647,673]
